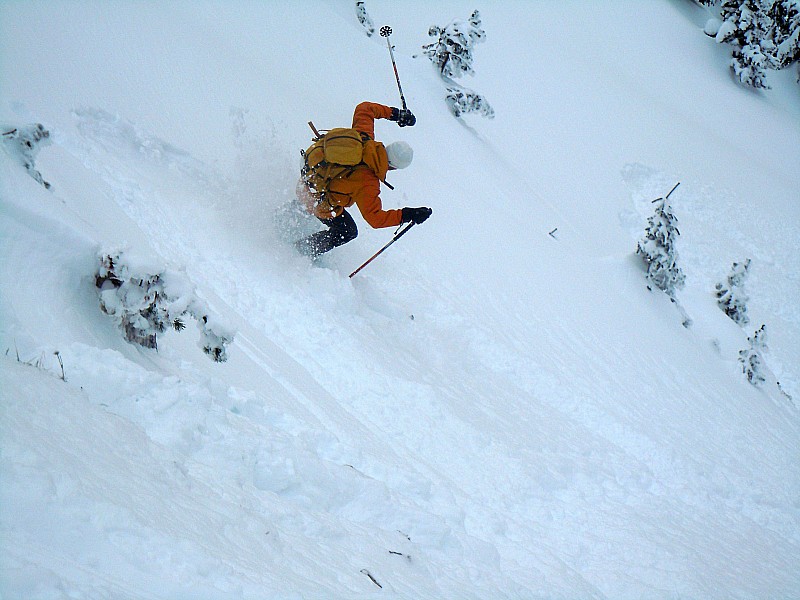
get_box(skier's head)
[385,141,413,170]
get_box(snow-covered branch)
[1,123,52,188]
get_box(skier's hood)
[362,140,389,181]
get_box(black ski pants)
[297,209,358,257]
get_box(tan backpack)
[301,127,367,199]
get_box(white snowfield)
[1,2,798,599]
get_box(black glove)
[401,206,432,224]
[390,107,416,127]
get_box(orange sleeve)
[353,177,403,229]
[352,102,393,140]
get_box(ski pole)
[380,26,408,110]
[349,222,415,278]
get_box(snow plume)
[224,108,299,248]
[95,249,234,362]
[1,123,52,188]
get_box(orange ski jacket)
[311,102,403,228]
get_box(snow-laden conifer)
[96,250,234,362]
[772,0,800,79]
[719,0,774,88]
[739,324,768,385]
[423,10,494,119]
[423,9,486,78]
[715,259,751,325]
[636,184,686,299]
[702,0,800,86]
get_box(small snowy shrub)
[1,123,52,188]
[197,314,234,363]
[446,86,495,119]
[355,1,375,37]
[715,259,751,325]
[636,184,686,299]
[96,250,234,362]
[739,324,768,385]
[423,10,494,119]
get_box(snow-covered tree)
[718,0,774,88]
[715,259,751,325]
[739,324,768,385]
[771,0,800,78]
[96,250,234,362]
[702,0,800,86]
[1,123,52,188]
[636,184,686,299]
[355,1,374,37]
[422,10,494,119]
[423,9,486,78]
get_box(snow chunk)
[704,17,722,37]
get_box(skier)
[295,101,432,257]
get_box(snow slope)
[1,1,799,598]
